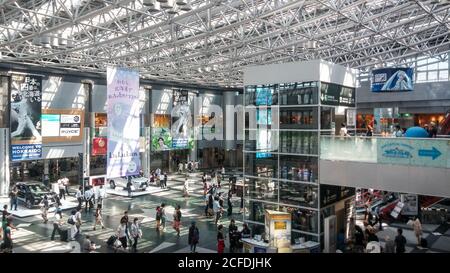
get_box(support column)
[0,128,10,196]
[223,91,237,151]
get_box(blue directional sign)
[418,147,442,160]
[377,139,448,168]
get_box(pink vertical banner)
[106,67,141,178]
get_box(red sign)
[92,137,107,155]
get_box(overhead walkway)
[319,136,450,198]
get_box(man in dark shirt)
[395,228,407,253]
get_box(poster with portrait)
[371,68,414,92]
[10,74,42,161]
[172,89,193,149]
[106,67,141,178]
[151,114,172,151]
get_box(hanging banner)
[10,74,42,161]
[171,89,193,149]
[106,67,141,178]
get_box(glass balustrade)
[320,136,450,168]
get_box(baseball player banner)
[10,74,42,161]
[106,67,141,178]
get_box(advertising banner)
[172,89,193,149]
[371,68,414,92]
[92,137,107,155]
[106,67,141,178]
[10,74,42,161]
[377,138,448,168]
[151,114,172,151]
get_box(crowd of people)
[2,165,251,254]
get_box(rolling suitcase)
[60,228,69,242]
[420,238,428,248]
[107,235,117,247]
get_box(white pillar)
[0,128,10,196]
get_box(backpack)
[193,228,199,241]
[68,216,75,225]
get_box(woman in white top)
[117,222,128,249]
[130,218,142,252]
[183,178,190,197]
[339,123,349,137]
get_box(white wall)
[243,60,357,87]
[320,159,450,198]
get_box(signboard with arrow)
[377,138,449,168]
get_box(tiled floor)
[3,170,245,253]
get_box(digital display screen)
[371,68,414,92]
[255,86,273,106]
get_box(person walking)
[221,166,225,180]
[120,211,130,237]
[227,191,233,217]
[75,186,83,210]
[58,179,66,200]
[217,224,225,253]
[160,203,167,231]
[2,218,14,252]
[395,228,407,253]
[126,179,133,197]
[173,205,182,236]
[93,204,105,231]
[75,207,83,237]
[84,186,94,213]
[98,185,107,206]
[228,219,238,253]
[130,218,142,252]
[117,221,128,250]
[51,208,63,240]
[68,210,78,241]
[183,178,190,198]
[41,195,49,224]
[188,221,199,253]
[9,186,18,211]
[155,206,161,231]
[213,197,223,225]
[63,177,70,196]
[163,173,168,189]
[413,216,423,246]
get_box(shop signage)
[320,82,355,107]
[377,138,448,168]
[10,74,42,161]
[106,66,141,178]
[41,109,84,142]
[371,67,414,92]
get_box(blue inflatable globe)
[405,126,429,138]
